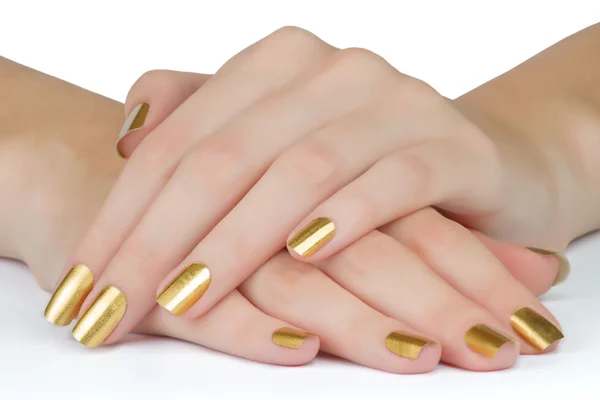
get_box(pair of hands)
[44,27,567,373]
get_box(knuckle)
[180,138,247,186]
[127,70,175,105]
[121,237,166,269]
[274,142,342,189]
[397,74,435,95]
[272,261,320,296]
[333,233,393,276]
[225,233,257,274]
[383,152,435,202]
[329,47,391,78]
[132,138,175,175]
[130,69,167,92]
[418,219,470,255]
[267,26,322,50]
[246,26,324,69]
[253,254,319,308]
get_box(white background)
[1,1,600,398]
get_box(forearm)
[455,22,600,242]
[0,57,123,283]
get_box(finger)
[45,27,335,329]
[76,39,346,344]
[116,70,211,158]
[469,230,569,296]
[381,208,564,354]
[240,252,441,374]
[152,67,424,321]
[315,230,520,371]
[130,290,319,364]
[286,133,492,261]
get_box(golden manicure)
[115,102,149,158]
[156,263,211,316]
[385,332,433,360]
[528,247,570,286]
[72,286,126,348]
[465,324,514,358]
[510,307,564,351]
[272,328,313,349]
[44,264,94,326]
[288,217,335,257]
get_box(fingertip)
[298,334,321,356]
[287,217,336,259]
[407,342,442,374]
[115,128,149,159]
[526,248,570,288]
[491,340,520,370]
[473,231,561,296]
[115,102,150,159]
[271,329,320,366]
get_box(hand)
[44,28,566,359]
[4,103,560,373]
[25,109,562,372]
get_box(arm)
[0,56,123,285]
[455,22,600,243]
[0,55,564,371]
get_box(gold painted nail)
[528,247,570,286]
[115,103,149,158]
[385,331,433,360]
[44,264,94,326]
[288,217,335,257]
[272,328,313,349]
[510,307,564,351]
[465,324,514,358]
[72,286,126,348]
[156,263,211,316]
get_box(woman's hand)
[43,28,567,358]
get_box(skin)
[0,57,561,372]
[54,24,597,357]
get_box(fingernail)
[465,324,514,358]
[510,307,564,351]
[288,217,335,257]
[527,247,570,286]
[115,103,149,158]
[272,328,313,349]
[44,264,94,326]
[72,286,126,348]
[385,331,433,360]
[156,263,211,316]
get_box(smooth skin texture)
[54,27,574,352]
[85,69,564,369]
[1,57,563,372]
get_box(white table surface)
[1,232,599,399]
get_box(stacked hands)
[41,27,578,373]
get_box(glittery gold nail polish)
[272,328,313,349]
[115,103,149,158]
[510,307,564,351]
[385,332,433,360]
[156,263,211,316]
[465,324,514,358]
[44,264,94,326]
[72,286,126,348]
[527,247,570,286]
[288,217,335,257]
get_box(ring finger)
[240,252,441,374]
[312,230,520,371]
[381,208,564,354]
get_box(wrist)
[454,74,600,246]
[0,58,124,281]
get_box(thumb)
[116,70,211,158]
